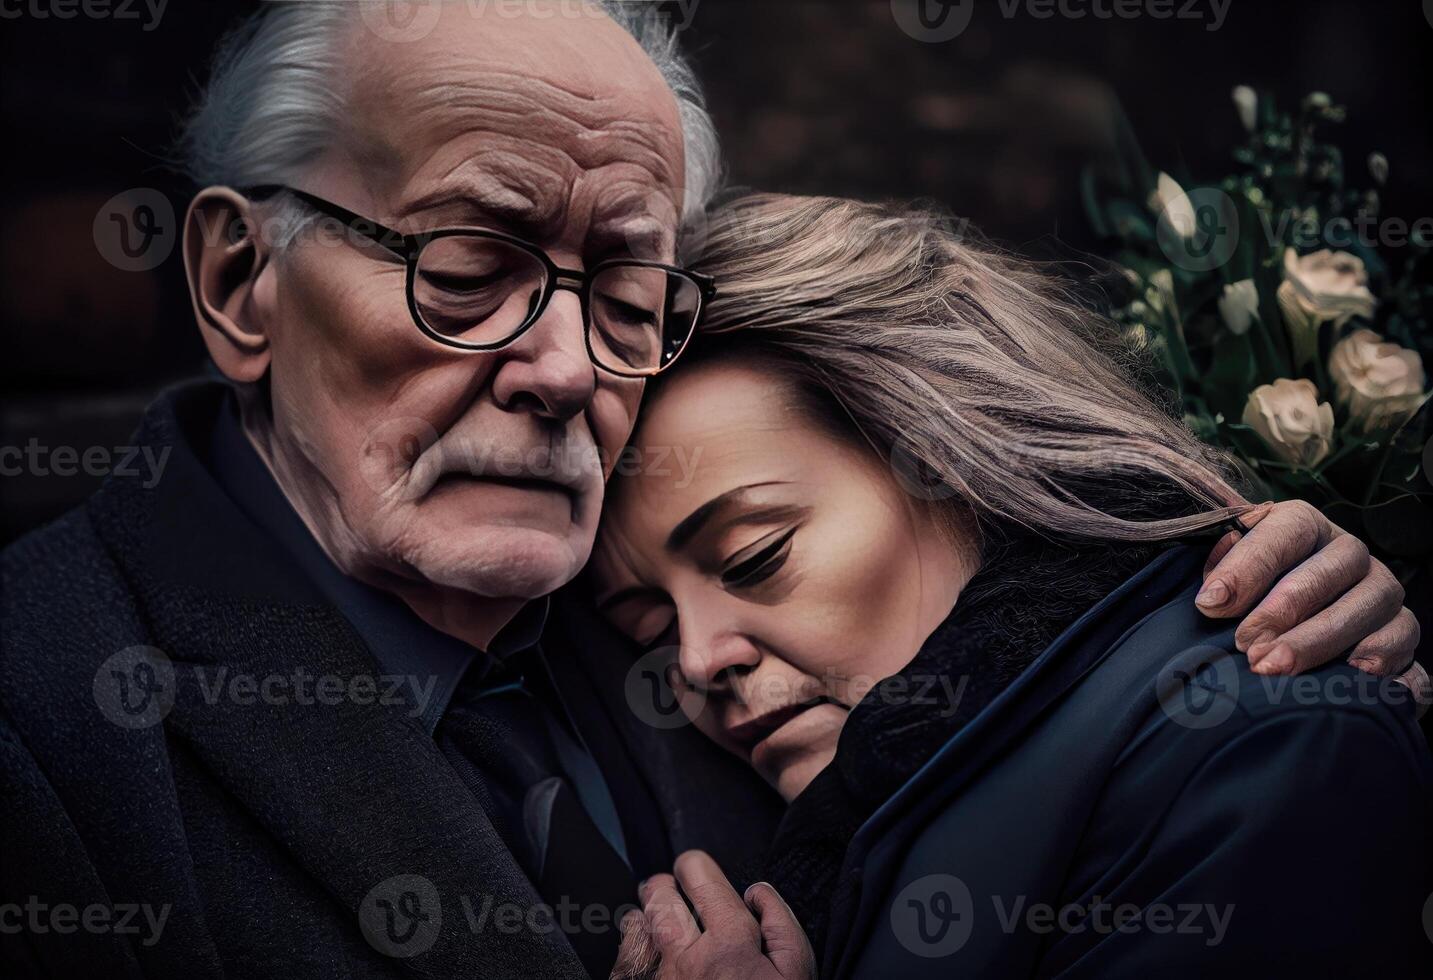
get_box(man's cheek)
[354,411,439,500]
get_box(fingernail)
[743,881,769,902]
[1245,632,1279,660]
[1195,580,1229,608]
[1253,644,1294,675]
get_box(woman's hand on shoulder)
[611,851,816,980]
[1195,500,1428,711]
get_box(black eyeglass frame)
[245,184,716,378]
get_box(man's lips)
[429,470,573,499]
[723,696,840,757]
[404,438,600,503]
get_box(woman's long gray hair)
[680,192,1249,544]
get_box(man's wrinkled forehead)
[339,2,685,251]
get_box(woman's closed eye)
[721,527,797,589]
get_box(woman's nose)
[677,626,762,692]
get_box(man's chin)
[387,520,593,600]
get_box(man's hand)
[613,851,816,980]
[1196,500,1427,706]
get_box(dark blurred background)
[3,0,1432,544]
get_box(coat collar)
[87,381,587,978]
[824,544,1208,975]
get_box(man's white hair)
[179,1,720,231]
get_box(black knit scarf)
[762,526,1167,956]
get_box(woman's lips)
[724,696,840,763]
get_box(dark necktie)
[436,650,638,978]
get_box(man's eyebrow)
[391,183,548,236]
[666,482,791,552]
[588,216,675,261]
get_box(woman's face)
[590,359,972,801]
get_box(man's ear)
[182,187,275,383]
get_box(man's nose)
[488,289,596,420]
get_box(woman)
[593,194,1432,978]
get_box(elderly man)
[0,3,1422,979]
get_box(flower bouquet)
[1084,88,1433,582]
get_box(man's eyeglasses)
[245,185,715,378]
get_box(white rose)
[1232,85,1257,132]
[1277,248,1377,368]
[1149,172,1196,239]
[1279,248,1376,323]
[1328,328,1427,431]
[1242,378,1335,468]
[1217,278,1259,335]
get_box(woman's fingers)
[1197,500,1327,618]
[638,873,699,959]
[1246,562,1405,675]
[1232,533,1370,654]
[672,850,756,939]
[744,882,817,979]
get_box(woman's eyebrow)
[665,482,792,552]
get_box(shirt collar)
[205,392,548,733]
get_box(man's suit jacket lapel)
[544,585,785,882]
[90,384,587,978]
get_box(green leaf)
[1204,330,1256,418]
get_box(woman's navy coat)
[823,546,1432,978]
